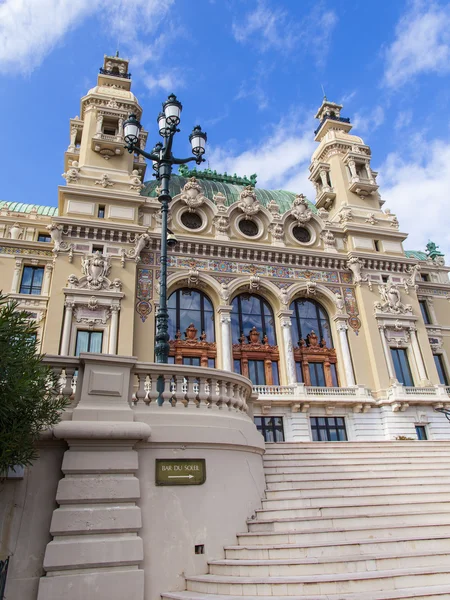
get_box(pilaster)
[218,305,233,371]
[37,354,151,600]
[278,310,296,385]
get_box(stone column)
[348,159,357,179]
[68,126,77,151]
[319,169,328,188]
[42,263,53,296]
[279,311,297,385]
[37,354,150,600]
[409,326,428,384]
[60,300,74,356]
[218,305,233,372]
[108,306,120,354]
[334,318,355,386]
[378,324,396,381]
[11,258,22,292]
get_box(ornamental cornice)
[312,140,371,165]
[58,183,145,205]
[337,223,407,239]
[81,96,142,120]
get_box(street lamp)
[123,95,207,364]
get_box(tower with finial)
[309,98,380,216]
[59,53,149,223]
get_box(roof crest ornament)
[178,164,257,187]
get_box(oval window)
[292,226,311,243]
[239,219,259,237]
[181,211,203,230]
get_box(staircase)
[162,441,450,600]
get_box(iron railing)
[99,68,131,79]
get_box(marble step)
[236,521,450,545]
[265,475,450,492]
[185,566,450,596]
[255,500,450,520]
[208,549,448,576]
[264,441,450,450]
[264,483,450,500]
[247,509,450,533]
[264,456,450,468]
[263,450,450,459]
[163,584,450,600]
[265,465,450,478]
[225,535,450,560]
[265,472,450,487]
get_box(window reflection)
[168,289,215,341]
[291,299,338,387]
[231,293,279,385]
[231,294,276,345]
[290,298,333,348]
[167,288,216,367]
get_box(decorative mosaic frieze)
[343,287,361,333]
[140,252,155,265]
[417,287,449,297]
[165,255,341,283]
[0,246,53,257]
[136,268,153,322]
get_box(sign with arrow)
[155,459,206,486]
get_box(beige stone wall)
[1,441,65,600]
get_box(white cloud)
[0,0,174,75]
[208,118,316,197]
[378,138,450,257]
[232,1,337,67]
[383,1,450,89]
[143,69,183,93]
[352,105,385,134]
[0,0,96,74]
[394,109,413,131]
[232,2,297,52]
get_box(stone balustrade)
[251,383,373,413]
[132,362,252,413]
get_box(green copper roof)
[0,201,58,217]
[141,173,317,215]
[405,250,427,260]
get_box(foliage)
[0,294,68,473]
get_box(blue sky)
[1,0,450,255]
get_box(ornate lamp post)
[123,95,207,363]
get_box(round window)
[239,219,259,237]
[292,226,311,243]
[181,211,203,230]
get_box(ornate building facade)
[1,54,450,600]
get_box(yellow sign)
[155,459,206,486]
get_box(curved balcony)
[132,362,252,412]
[44,355,254,417]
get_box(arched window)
[167,288,216,367]
[231,293,279,385]
[290,298,338,387]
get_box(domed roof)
[141,173,316,215]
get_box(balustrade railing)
[253,385,296,396]
[404,386,437,396]
[43,356,79,403]
[132,362,252,412]
[305,386,358,397]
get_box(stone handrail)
[43,355,80,402]
[305,386,358,396]
[253,385,296,396]
[404,386,437,396]
[132,362,253,413]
